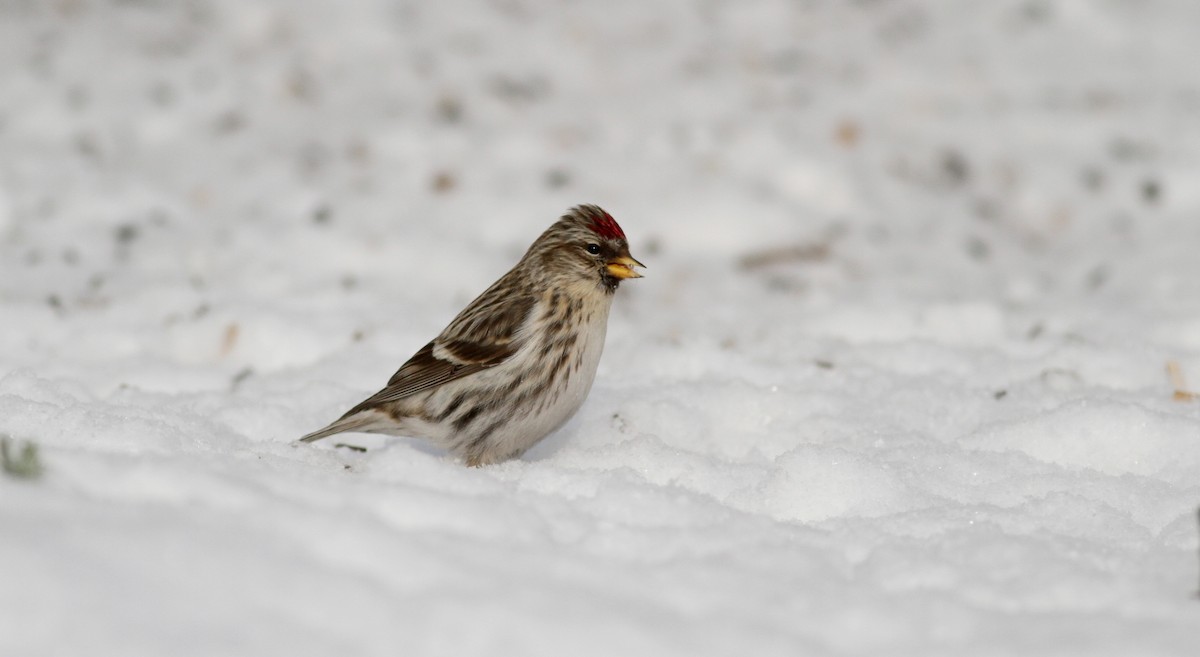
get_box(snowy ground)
[3,0,1200,655]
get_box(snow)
[2,0,1200,655]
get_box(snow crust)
[2,1,1199,655]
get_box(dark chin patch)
[600,273,621,293]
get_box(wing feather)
[340,284,536,415]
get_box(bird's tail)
[298,410,386,443]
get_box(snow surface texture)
[2,1,1200,655]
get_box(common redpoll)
[300,204,643,466]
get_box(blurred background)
[3,1,1197,378]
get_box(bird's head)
[529,205,644,292]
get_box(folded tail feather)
[299,410,388,443]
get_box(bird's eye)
[585,243,601,255]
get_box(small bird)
[300,204,643,466]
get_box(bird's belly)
[489,317,609,458]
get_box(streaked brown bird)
[300,205,643,466]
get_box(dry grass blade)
[1166,361,1200,402]
[738,243,831,270]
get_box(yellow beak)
[606,255,645,280]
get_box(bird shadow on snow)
[321,434,445,461]
[312,421,581,468]
[520,422,581,464]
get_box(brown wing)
[341,285,536,415]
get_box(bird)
[300,204,643,466]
